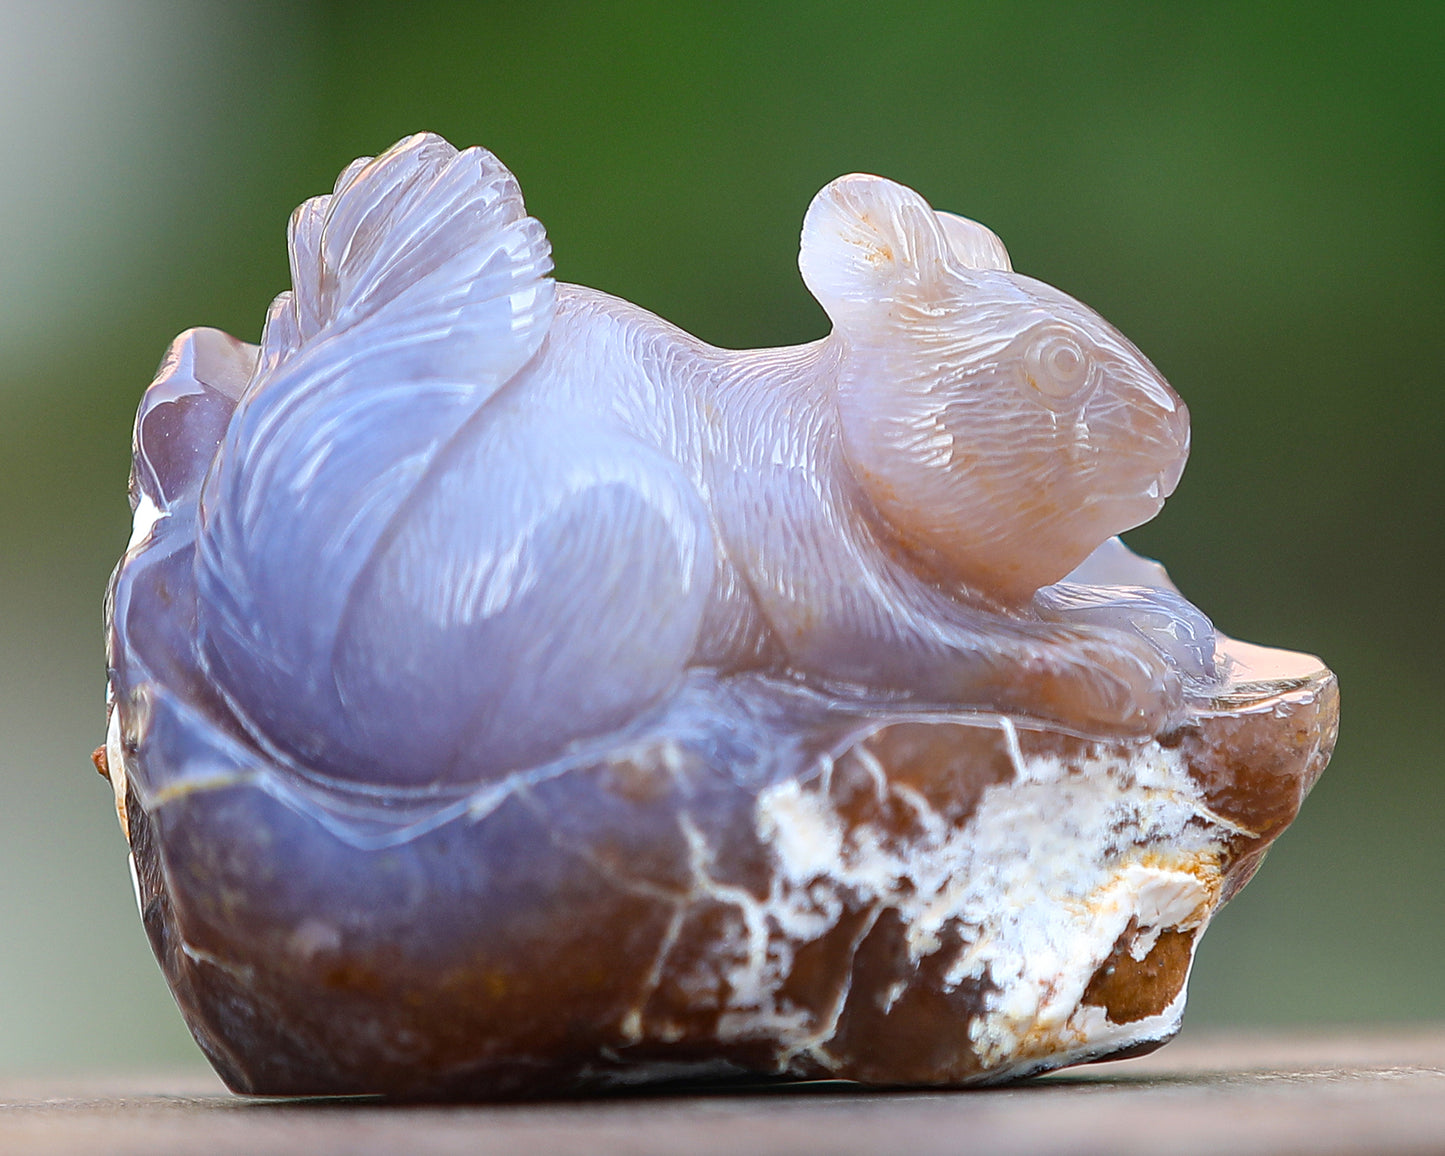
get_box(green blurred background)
[1,1,1440,1074]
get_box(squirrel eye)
[1023,326,1096,405]
[1048,343,1082,379]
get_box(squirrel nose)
[1158,398,1190,497]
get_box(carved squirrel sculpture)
[186,132,1202,788]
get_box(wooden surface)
[3,1028,1443,1155]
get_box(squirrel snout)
[1109,354,1189,501]
[1159,400,1190,497]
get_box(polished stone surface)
[101,133,1337,1097]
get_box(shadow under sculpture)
[100,133,1337,1098]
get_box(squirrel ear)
[935,210,1012,272]
[799,174,951,327]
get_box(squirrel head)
[800,174,1190,605]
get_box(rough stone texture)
[104,610,1335,1097]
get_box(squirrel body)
[184,134,1196,786]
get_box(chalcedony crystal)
[101,133,1337,1097]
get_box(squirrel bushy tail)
[195,134,555,763]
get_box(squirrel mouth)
[1158,447,1187,499]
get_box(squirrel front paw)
[988,627,1186,737]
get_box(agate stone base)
[109,642,1336,1099]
